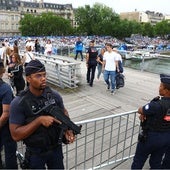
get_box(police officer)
[0,61,18,169]
[9,59,75,169]
[131,74,170,169]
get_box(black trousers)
[0,123,18,169]
[86,64,96,85]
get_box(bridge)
[2,53,159,169]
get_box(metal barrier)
[1,110,139,169]
[63,109,139,169]
[20,51,82,89]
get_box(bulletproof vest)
[19,87,62,148]
[0,78,5,116]
[143,96,170,132]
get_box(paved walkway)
[55,57,159,122]
[62,59,160,169]
[2,56,160,169]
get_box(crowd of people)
[0,35,170,169]
[0,36,125,94]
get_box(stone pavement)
[2,56,160,169]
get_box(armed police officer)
[9,59,76,169]
[0,61,18,169]
[131,74,170,169]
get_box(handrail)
[20,51,82,89]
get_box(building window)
[1,23,4,29]
[140,16,142,22]
[11,15,14,20]
[5,23,8,30]
[11,24,14,30]
[15,15,19,21]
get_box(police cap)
[25,59,46,76]
[160,74,170,84]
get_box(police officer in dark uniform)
[9,59,75,169]
[131,74,170,169]
[0,61,18,169]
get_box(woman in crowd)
[96,48,105,80]
[45,39,53,55]
[22,45,35,67]
[8,53,25,95]
[34,39,41,53]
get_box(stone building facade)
[0,0,74,37]
[120,10,165,25]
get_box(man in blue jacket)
[74,37,84,61]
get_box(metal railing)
[63,109,139,169]
[20,51,82,89]
[2,110,139,169]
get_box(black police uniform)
[10,86,66,169]
[0,78,18,169]
[131,74,170,169]
[9,59,67,169]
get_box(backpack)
[116,73,125,89]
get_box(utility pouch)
[138,130,147,143]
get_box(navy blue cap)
[160,74,170,84]
[25,59,45,76]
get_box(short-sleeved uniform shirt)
[0,80,13,106]
[9,88,64,125]
[142,97,164,116]
[142,97,170,127]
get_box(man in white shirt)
[102,43,119,94]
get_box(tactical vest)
[0,78,5,116]
[19,87,62,148]
[142,96,170,132]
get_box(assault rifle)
[35,103,82,135]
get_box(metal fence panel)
[1,110,139,169]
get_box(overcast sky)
[42,0,169,15]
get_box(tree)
[75,3,120,36]
[19,12,73,36]
[154,20,170,38]
[142,23,154,37]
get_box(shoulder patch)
[145,104,149,110]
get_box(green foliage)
[19,5,170,38]
[141,23,154,37]
[75,3,120,36]
[19,12,73,36]
[154,20,170,38]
